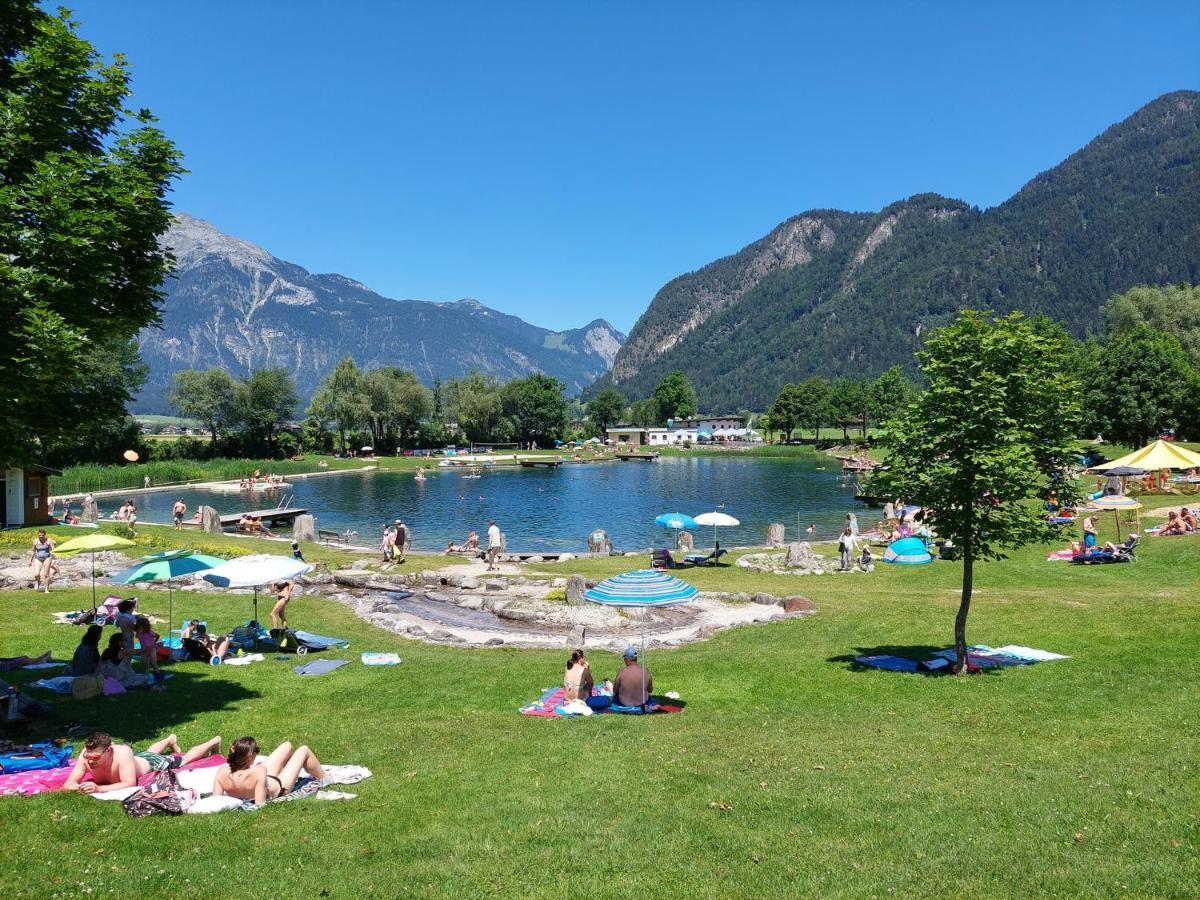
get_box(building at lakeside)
[1,464,59,529]
[607,417,762,447]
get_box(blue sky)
[72,1,1198,332]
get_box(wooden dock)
[615,451,660,461]
[519,458,564,468]
[219,507,308,529]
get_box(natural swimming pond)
[108,456,869,553]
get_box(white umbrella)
[694,511,739,546]
[200,554,313,631]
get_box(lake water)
[110,457,868,553]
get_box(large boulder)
[785,542,818,567]
[292,514,317,543]
[566,575,587,606]
[766,523,786,547]
[783,596,818,615]
[567,624,586,647]
[198,505,222,535]
[752,592,780,606]
[587,529,612,557]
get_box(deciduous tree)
[168,368,239,450]
[588,387,626,434]
[653,371,698,422]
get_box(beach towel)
[361,652,402,666]
[0,743,72,774]
[294,659,349,676]
[221,653,264,667]
[28,676,76,694]
[292,631,350,650]
[854,655,920,673]
[992,645,1070,662]
[0,753,226,799]
[19,662,66,671]
[520,687,683,717]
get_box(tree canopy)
[0,1,183,463]
[653,371,698,422]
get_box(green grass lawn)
[0,520,1197,897]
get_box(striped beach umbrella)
[1087,495,1143,540]
[110,551,225,642]
[583,569,699,608]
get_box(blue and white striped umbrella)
[583,569,699,608]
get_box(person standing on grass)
[381,523,395,562]
[172,499,187,530]
[486,519,501,571]
[1082,515,1098,550]
[838,526,856,572]
[270,580,295,630]
[29,529,55,592]
[394,520,408,563]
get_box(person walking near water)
[486,519,502,571]
[172,499,187,531]
[838,527,856,572]
[394,520,408,563]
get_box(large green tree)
[502,374,568,446]
[871,311,1080,672]
[768,383,802,442]
[1103,283,1200,370]
[587,387,626,434]
[168,368,239,450]
[794,377,832,442]
[233,368,298,456]
[307,356,368,454]
[0,1,183,463]
[1093,325,1197,446]
[444,372,504,444]
[653,371,698,422]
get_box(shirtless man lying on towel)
[63,731,221,793]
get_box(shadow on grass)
[13,666,260,745]
[828,645,1005,677]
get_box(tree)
[0,2,184,464]
[871,311,1080,672]
[653,371,698,422]
[502,374,568,446]
[829,378,870,442]
[308,356,368,453]
[233,369,298,456]
[1104,283,1200,370]
[768,384,802,442]
[629,397,661,429]
[794,377,832,442]
[870,366,915,434]
[444,372,503,444]
[168,368,239,450]
[588,387,626,434]
[1093,325,1197,446]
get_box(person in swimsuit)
[63,731,221,793]
[212,737,326,805]
[29,529,56,592]
[172,499,187,530]
[270,581,294,630]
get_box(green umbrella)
[55,533,137,612]
[109,551,225,641]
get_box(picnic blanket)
[294,659,349,676]
[520,687,684,718]
[361,652,402,666]
[854,644,1070,674]
[0,752,226,797]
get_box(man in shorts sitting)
[62,731,221,793]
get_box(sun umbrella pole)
[91,553,97,614]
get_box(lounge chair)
[1071,533,1138,565]
[683,548,728,566]
[650,548,679,569]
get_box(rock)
[441,573,463,588]
[495,606,539,623]
[292,514,317,543]
[566,574,587,606]
[514,576,528,586]
[458,595,484,611]
[485,598,510,613]
[423,591,455,604]
[333,573,367,589]
[783,596,818,615]
[587,529,612,557]
[567,624,586,647]
[199,505,222,534]
[406,625,426,637]
[460,575,480,591]
[484,637,504,646]
[430,629,465,642]
[550,578,567,588]
[557,553,575,562]
[485,579,507,592]
[752,592,780,606]
[786,542,817,567]
[766,523,786,547]
[730,592,751,603]
[351,559,371,571]
[526,556,544,564]
[624,551,639,557]
[302,573,334,585]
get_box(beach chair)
[1071,534,1138,565]
[683,548,728,566]
[650,548,678,569]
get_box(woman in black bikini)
[212,736,327,804]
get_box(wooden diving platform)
[220,507,308,529]
[519,458,564,468]
[615,451,660,461]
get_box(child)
[291,540,305,562]
[134,616,160,676]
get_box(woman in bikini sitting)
[212,737,327,805]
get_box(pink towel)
[0,752,225,796]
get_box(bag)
[122,769,195,818]
[0,742,73,774]
[71,676,102,701]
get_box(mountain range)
[133,214,625,412]
[601,90,1200,410]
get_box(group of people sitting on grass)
[60,603,167,689]
[63,731,324,804]
[562,646,654,709]
[1152,508,1198,536]
[444,530,480,554]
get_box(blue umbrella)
[584,570,697,704]
[655,512,698,531]
[109,550,225,643]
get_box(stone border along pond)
[0,549,818,651]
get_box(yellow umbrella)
[55,533,136,612]
[1094,440,1200,471]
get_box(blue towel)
[294,659,349,676]
[854,655,919,673]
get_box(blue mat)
[294,659,349,676]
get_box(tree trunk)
[955,544,973,674]
[860,414,868,440]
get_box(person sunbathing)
[1181,507,1198,532]
[0,650,53,671]
[212,737,326,804]
[181,621,232,662]
[1158,511,1186,536]
[63,731,221,793]
[445,540,464,554]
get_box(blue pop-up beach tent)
[883,537,933,565]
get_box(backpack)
[122,768,196,818]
